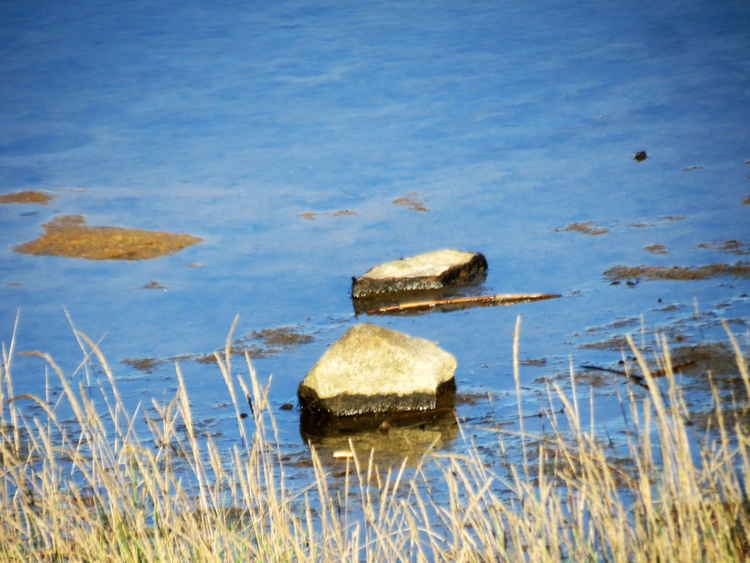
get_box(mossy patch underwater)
[15,215,203,260]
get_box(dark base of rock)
[299,405,457,443]
[352,277,487,315]
[298,378,456,417]
[352,251,488,299]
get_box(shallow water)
[1,0,749,476]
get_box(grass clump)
[1,315,750,562]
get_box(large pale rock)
[352,249,487,299]
[298,323,457,416]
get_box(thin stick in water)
[367,293,561,314]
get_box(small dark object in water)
[246,394,254,416]
[634,151,648,162]
[378,420,390,434]
[239,413,248,419]
[280,403,294,411]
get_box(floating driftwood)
[367,292,561,314]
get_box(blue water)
[1,0,749,469]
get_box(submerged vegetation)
[0,191,54,206]
[553,221,610,235]
[604,262,750,282]
[14,215,203,261]
[2,317,750,562]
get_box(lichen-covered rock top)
[352,249,487,299]
[363,249,478,279]
[298,323,457,416]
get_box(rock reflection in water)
[300,407,459,468]
[352,277,488,316]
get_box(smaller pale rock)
[298,323,457,416]
[352,249,487,299]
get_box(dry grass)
[1,315,750,562]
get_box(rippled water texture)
[1,0,749,469]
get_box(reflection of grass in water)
[3,318,750,561]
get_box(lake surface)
[1,0,749,476]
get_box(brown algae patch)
[644,244,669,255]
[197,325,315,363]
[249,326,315,349]
[570,342,732,390]
[696,240,750,255]
[654,303,684,312]
[393,192,429,212]
[605,341,744,391]
[604,262,750,282]
[553,221,609,235]
[122,354,192,373]
[579,335,631,351]
[122,357,163,373]
[0,190,54,205]
[629,216,685,228]
[585,317,640,333]
[15,215,203,260]
[668,342,739,384]
[538,367,623,389]
[299,210,356,219]
[519,358,547,366]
